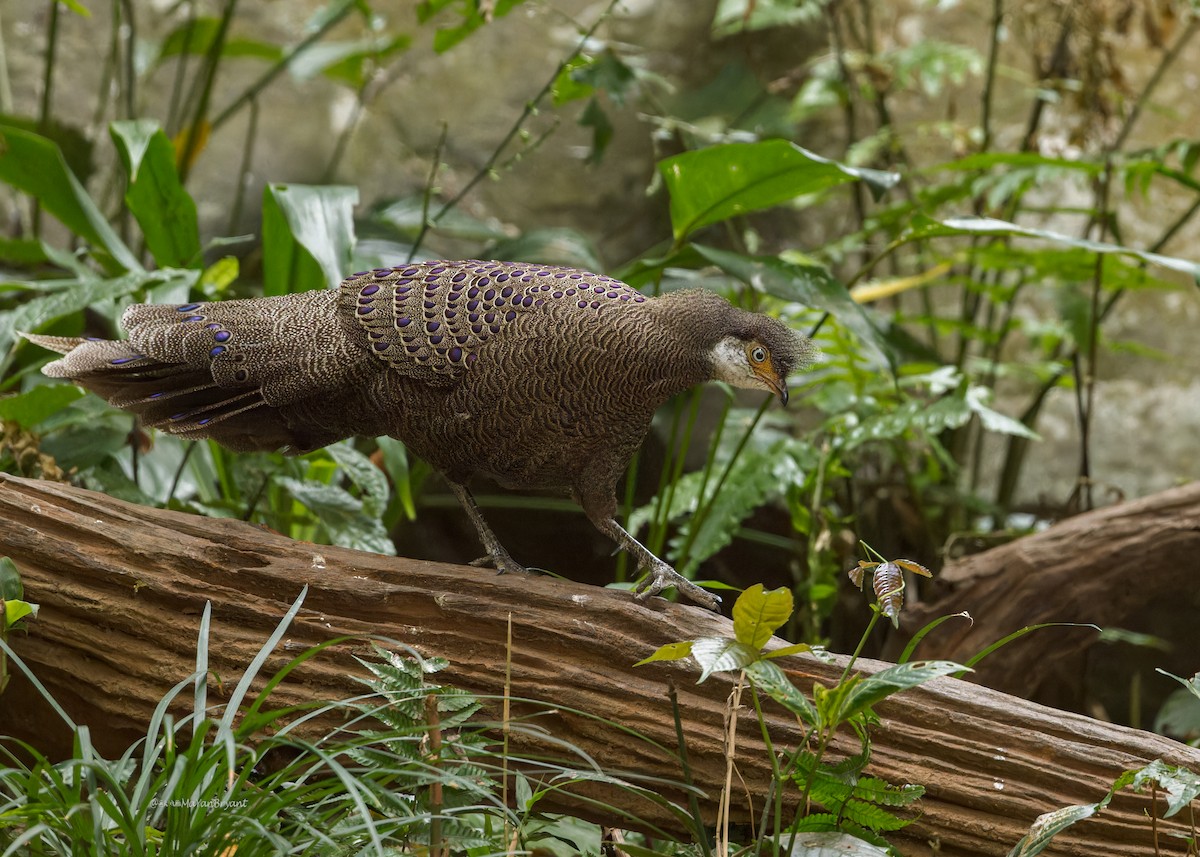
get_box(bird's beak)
[752,361,789,406]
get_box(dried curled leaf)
[847,560,874,590]
[894,559,932,578]
[873,561,905,628]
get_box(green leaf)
[690,636,758,682]
[778,831,892,857]
[0,123,140,273]
[633,640,695,667]
[0,385,85,429]
[745,658,817,726]
[691,244,893,369]
[325,442,390,519]
[1125,760,1200,818]
[579,97,614,164]
[659,140,899,241]
[4,598,37,628]
[0,557,22,601]
[278,476,395,556]
[421,0,528,53]
[907,215,1200,280]
[841,661,965,720]
[1007,800,1110,857]
[488,228,604,272]
[732,583,793,649]
[111,120,201,269]
[287,34,412,86]
[262,183,358,296]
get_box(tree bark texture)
[890,481,1200,707]
[0,474,1197,855]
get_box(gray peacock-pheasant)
[24,260,813,610]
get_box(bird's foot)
[468,551,526,576]
[634,561,722,611]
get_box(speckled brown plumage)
[25,260,814,609]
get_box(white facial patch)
[708,336,768,392]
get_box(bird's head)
[707,308,816,406]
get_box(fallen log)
[0,473,1197,855]
[891,482,1200,706]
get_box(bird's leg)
[578,492,721,611]
[447,480,526,576]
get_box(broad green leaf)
[0,385,85,429]
[907,215,1200,280]
[4,598,37,628]
[111,120,201,269]
[262,183,358,296]
[0,557,22,600]
[690,636,758,682]
[745,658,817,726]
[156,17,283,63]
[420,0,528,53]
[659,140,899,241]
[764,642,812,659]
[1126,760,1200,818]
[0,123,140,273]
[325,442,390,519]
[633,640,695,667]
[841,661,965,720]
[278,476,395,556]
[732,583,793,649]
[691,244,892,369]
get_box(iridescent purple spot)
[430,335,444,345]
[373,341,389,352]
[426,321,440,333]
[591,301,601,309]
[467,287,480,299]
[570,273,582,280]
[501,285,514,298]
[198,418,212,426]
[489,324,501,334]
[445,310,457,320]
[495,274,508,283]
[467,299,480,311]
[183,315,204,323]
[577,300,588,309]
[479,277,491,287]
[452,272,467,283]
[455,335,470,344]
[521,275,534,282]
[373,269,391,278]
[214,330,232,342]
[110,355,142,365]
[398,317,412,328]
[619,294,631,301]
[429,266,446,275]
[535,299,545,307]
[484,312,496,324]
[205,322,222,329]
[149,392,165,399]
[361,284,381,296]
[423,300,436,310]
[400,266,419,276]
[566,289,577,297]
[468,312,480,323]
[483,289,496,301]
[555,272,568,279]
[522,296,534,307]
[449,347,463,362]
[634,296,646,302]
[406,345,420,353]
[471,324,483,334]
[177,303,201,312]
[357,306,374,315]
[466,352,478,365]
[170,413,187,421]
[553,291,564,299]
[210,345,226,357]
[495,297,506,307]
[607,291,619,299]
[505,311,517,322]
[396,286,411,296]
[396,278,413,286]
[425,280,441,290]
[352,271,369,277]
[235,370,249,382]
[594,285,606,293]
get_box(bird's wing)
[338,260,648,381]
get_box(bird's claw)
[634,562,721,611]
[469,553,526,576]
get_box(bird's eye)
[750,346,767,363]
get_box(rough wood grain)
[1,474,1197,855]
